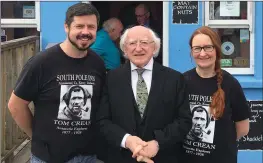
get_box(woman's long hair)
[189,26,225,119]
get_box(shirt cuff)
[121,133,131,148]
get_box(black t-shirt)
[181,68,250,163]
[14,44,106,163]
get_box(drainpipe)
[0,1,3,157]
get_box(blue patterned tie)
[136,68,148,117]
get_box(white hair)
[119,26,161,58]
[102,18,120,32]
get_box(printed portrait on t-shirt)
[57,85,93,120]
[186,105,215,144]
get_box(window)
[205,1,254,74]
[1,1,40,30]
[1,28,39,41]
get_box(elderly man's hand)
[136,155,154,163]
[125,136,154,163]
[125,136,148,153]
[133,146,155,163]
[132,140,159,159]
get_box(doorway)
[91,1,164,65]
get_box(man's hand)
[132,140,159,159]
[136,155,154,163]
[132,145,154,163]
[125,136,148,153]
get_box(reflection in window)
[209,1,247,20]
[1,1,35,19]
[213,28,250,68]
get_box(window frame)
[1,2,40,31]
[204,1,255,74]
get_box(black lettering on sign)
[233,58,249,67]
[172,1,198,24]
[238,101,263,150]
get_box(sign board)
[240,29,249,43]
[1,29,5,36]
[172,1,198,24]
[221,41,235,56]
[233,58,249,67]
[220,59,232,67]
[1,29,6,42]
[238,101,263,150]
[1,35,7,42]
[220,1,240,17]
[23,6,35,18]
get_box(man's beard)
[68,33,93,51]
[69,107,82,120]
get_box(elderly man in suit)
[96,25,192,163]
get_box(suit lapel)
[120,62,137,130]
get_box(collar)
[100,29,110,38]
[63,106,82,119]
[130,57,154,71]
[144,20,150,27]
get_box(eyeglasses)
[191,45,215,53]
[126,40,154,49]
[135,12,149,18]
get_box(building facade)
[1,1,262,162]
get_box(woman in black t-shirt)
[181,26,250,163]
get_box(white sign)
[240,29,249,41]
[1,29,5,36]
[221,41,235,56]
[23,6,35,18]
[220,1,240,17]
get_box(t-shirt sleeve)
[14,56,41,102]
[230,78,250,122]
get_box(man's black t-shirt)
[181,68,250,163]
[14,44,106,163]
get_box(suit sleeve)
[96,73,127,148]
[153,73,192,150]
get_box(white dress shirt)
[120,58,154,148]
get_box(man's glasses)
[126,40,154,49]
[191,45,215,53]
[135,12,149,18]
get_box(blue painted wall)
[169,2,203,73]
[40,1,79,50]
[169,2,263,163]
